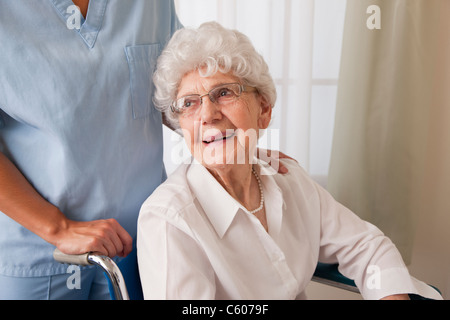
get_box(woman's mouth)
[203,131,236,144]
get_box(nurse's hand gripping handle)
[53,248,130,300]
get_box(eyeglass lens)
[174,83,242,113]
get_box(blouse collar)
[186,158,284,239]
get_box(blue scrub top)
[0,0,181,277]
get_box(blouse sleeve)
[137,206,216,300]
[313,179,442,300]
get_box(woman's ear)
[258,96,272,130]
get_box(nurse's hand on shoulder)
[257,148,297,174]
[51,218,133,258]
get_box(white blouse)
[137,159,441,300]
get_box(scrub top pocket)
[125,44,161,119]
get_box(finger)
[93,233,118,258]
[101,219,128,257]
[277,161,289,174]
[277,151,297,162]
[106,219,133,257]
[257,148,292,174]
[117,227,133,257]
[82,220,121,258]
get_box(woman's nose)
[199,97,222,124]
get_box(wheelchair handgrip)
[53,248,92,266]
[53,248,130,300]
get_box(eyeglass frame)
[170,82,258,114]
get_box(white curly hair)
[152,21,277,129]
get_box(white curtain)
[164,0,347,180]
[328,0,450,297]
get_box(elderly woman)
[137,22,441,300]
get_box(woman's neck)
[209,164,260,212]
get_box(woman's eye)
[215,88,237,101]
[183,99,197,108]
[219,89,232,97]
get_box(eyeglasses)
[170,83,257,115]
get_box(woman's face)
[177,70,272,170]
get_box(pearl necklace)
[246,167,264,215]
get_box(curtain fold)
[328,0,450,294]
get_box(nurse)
[0,0,181,299]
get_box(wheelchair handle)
[53,248,91,266]
[53,248,130,300]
